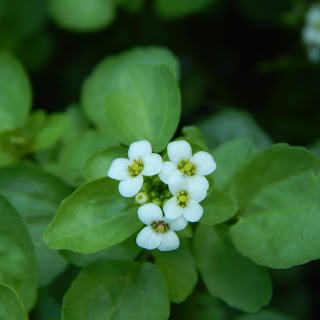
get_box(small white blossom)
[136,203,187,251]
[163,177,207,222]
[159,140,216,188]
[302,4,320,62]
[108,140,162,197]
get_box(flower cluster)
[302,4,320,63]
[108,140,216,251]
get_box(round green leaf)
[43,178,142,254]
[104,65,181,152]
[194,225,272,313]
[200,188,238,226]
[0,195,38,311]
[48,0,115,32]
[62,259,170,320]
[82,145,128,182]
[198,109,272,150]
[0,284,28,320]
[211,138,257,190]
[226,144,320,211]
[230,171,320,268]
[0,51,32,132]
[0,163,72,286]
[81,46,179,133]
[153,238,197,303]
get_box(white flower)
[163,178,207,222]
[159,140,216,188]
[302,4,320,62]
[108,140,162,197]
[136,203,187,251]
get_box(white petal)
[185,175,209,190]
[188,180,207,202]
[167,140,192,164]
[192,151,216,176]
[168,177,189,196]
[128,140,152,161]
[163,197,183,219]
[141,153,162,176]
[138,203,163,225]
[158,230,180,251]
[118,175,143,197]
[165,216,188,231]
[182,199,203,222]
[136,226,163,250]
[107,158,131,180]
[158,161,181,184]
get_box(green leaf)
[44,129,118,187]
[225,144,320,268]
[0,163,72,286]
[0,284,28,320]
[154,0,215,18]
[30,112,70,151]
[48,0,116,32]
[230,171,320,268]
[60,234,141,267]
[0,51,32,132]
[0,195,38,311]
[234,310,297,320]
[198,109,272,150]
[226,144,319,211]
[81,46,179,133]
[62,259,170,320]
[104,65,181,152]
[181,126,209,152]
[153,238,197,303]
[115,0,145,13]
[200,188,238,226]
[43,178,142,254]
[82,145,128,182]
[194,225,272,313]
[212,138,257,190]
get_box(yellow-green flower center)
[177,191,189,207]
[177,158,196,176]
[128,159,144,177]
[152,221,168,233]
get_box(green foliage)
[199,109,272,150]
[0,284,28,320]
[223,144,320,268]
[0,51,31,132]
[212,138,257,190]
[153,238,197,303]
[154,0,215,19]
[104,65,181,152]
[83,145,128,182]
[43,178,142,254]
[199,188,238,226]
[0,195,38,311]
[43,129,118,187]
[60,235,141,267]
[62,259,170,320]
[0,163,72,286]
[48,0,115,32]
[81,46,179,133]
[194,225,272,313]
